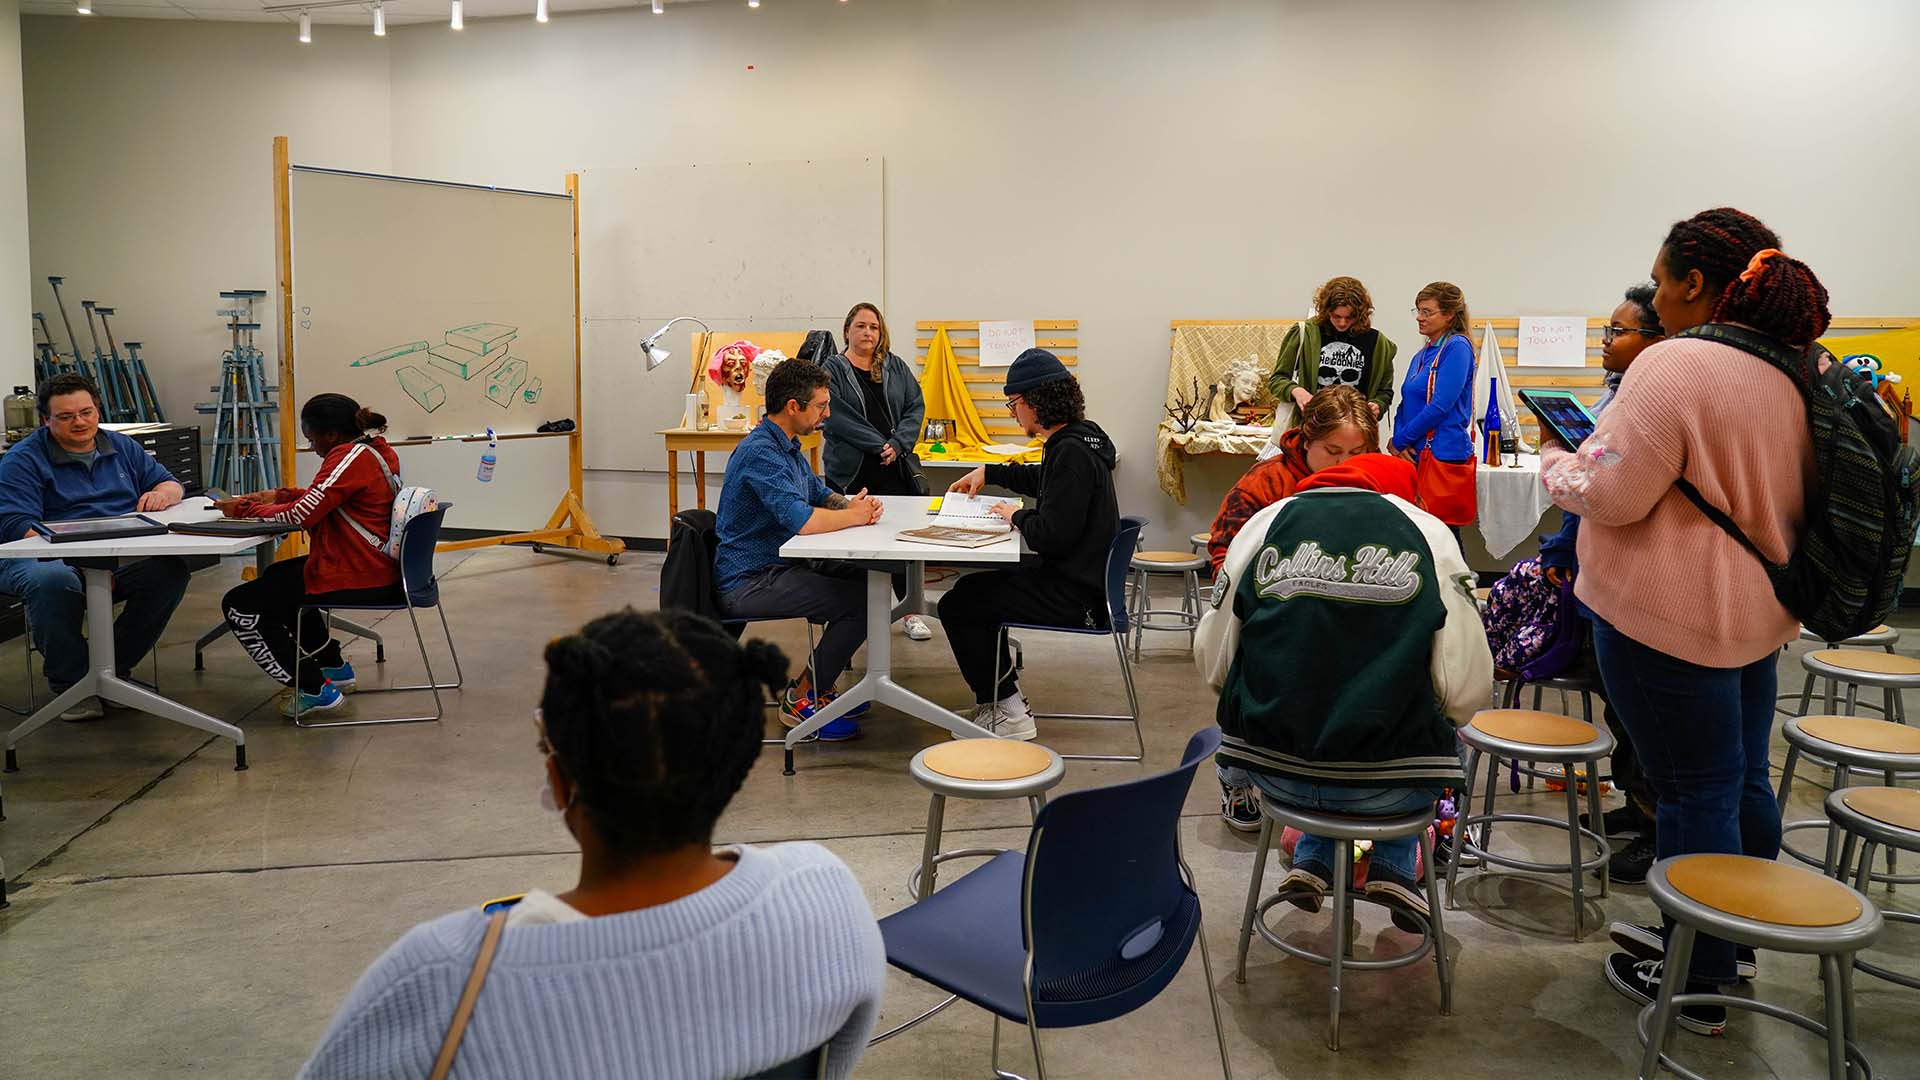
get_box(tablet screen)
[33,514,166,540]
[1518,389,1599,449]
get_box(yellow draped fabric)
[914,327,1043,464]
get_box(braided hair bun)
[1660,208,1831,349]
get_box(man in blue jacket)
[0,375,189,721]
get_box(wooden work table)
[658,426,823,530]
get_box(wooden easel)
[271,136,624,565]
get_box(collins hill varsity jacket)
[1195,455,1492,789]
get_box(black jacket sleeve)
[984,462,1044,498]
[1006,449,1094,558]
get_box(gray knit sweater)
[299,843,887,1080]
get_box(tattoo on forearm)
[826,493,851,510]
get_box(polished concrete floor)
[1,546,1917,1078]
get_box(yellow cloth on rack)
[914,327,1042,464]
[1820,322,1920,387]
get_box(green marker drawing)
[485,357,529,408]
[396,365,446,413]
[429,340,504,381]
[522,376,544,405]
[445,323,518,356]
[352,340,429,368]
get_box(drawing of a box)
[444,323,518,356]
[396,366,446,413]
[428,341,505,381]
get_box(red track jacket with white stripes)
[236,437,403,594]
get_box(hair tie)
[1739,248,1784,284]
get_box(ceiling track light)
[75,0,91,12]
[373,2,384,34]
[450,0,463,29]
[299,10,311,41]
[536,0,548,22]
[747,0,759,7]
[651,0,663,12]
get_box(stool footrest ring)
[1853,909,1920,990]
[907,847,1010,899]
[1635,993,1872,1080]
[1783,820,1920,885]
[1456,812,1609,875]
[1251,893,1436,972]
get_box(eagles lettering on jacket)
[1196,487,1492,789]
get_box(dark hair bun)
[740,638,791,696]
[354,407,388,433]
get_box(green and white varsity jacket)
[1195,487,1492,788]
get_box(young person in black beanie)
[937,349,1119,739]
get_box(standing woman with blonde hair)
[822,302,931,639]
[1389,282,1478,529]
[1268,275,1399,422]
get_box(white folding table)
[0,499,274,773]
[774,494,1026,773]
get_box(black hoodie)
[984,419,1120,601]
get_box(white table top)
[0,497,277,560]
[779,495,1027,563]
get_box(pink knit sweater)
[1541,336,1815,668]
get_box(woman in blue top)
[1389,281,1477,527]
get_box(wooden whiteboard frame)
[272,136,622,562]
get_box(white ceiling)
[20,0,711,26]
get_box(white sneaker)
[901,615,933,641]
[59,698,105,723]
[989,693,1037,741]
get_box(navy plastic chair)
[990,515,1148,762]
[292,504,463,727]
[877,727,1233,1079]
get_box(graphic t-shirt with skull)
[1315,322,1380,393]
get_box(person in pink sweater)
[1540,207,1830,1037]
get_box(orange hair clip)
[1739,248,1784,283]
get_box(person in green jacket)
[1267,276,1398,423]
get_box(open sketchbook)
[927,493,1019,532]
[896,524,1015,548]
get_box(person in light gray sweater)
[300,609,887,1080]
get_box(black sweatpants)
[223,557,402,693]
[937,568,1105,704]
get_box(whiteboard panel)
[291,169,577,441]
[578,158,883,471]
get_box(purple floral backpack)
[1481,557,1584,679]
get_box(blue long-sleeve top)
[1389,334,1475,462]
[0,427,178,542]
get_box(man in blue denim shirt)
[716,359,883,739]
[0,375,190,721]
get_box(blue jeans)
[0,556,191,691]
[1591,616,1780,984]
[1220,765,1441,880]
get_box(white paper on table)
[978,320,1036,368]
[980,443,1034,456]
[1517,315,1588,368]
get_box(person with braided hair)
[1540,207,1828,1036]
[302,609,886,1080]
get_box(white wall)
[23,0,1920,544]
[0,0,30,395]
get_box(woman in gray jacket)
[823,302,931,639]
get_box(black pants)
[223,557,403,693]
[1600,698,1658,822]
[837,461,915,603]
[938,568,1104,703]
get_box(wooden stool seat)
[1801,624,1897,645]
[1667,854,1862,928]
[1469,709,1600,747]
[1840,786,1920,833]
[1798,714,1920,755]
[1188,531,1210,546]
[1133,550,1206,567]
[920,739,1056,782]
[1808,649,1920,677]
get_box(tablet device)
[32,514,168,543]
[166,520,295,538]
[1517,389,1600,449]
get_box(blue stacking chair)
[877,727,1233,1079]
[292,504,463,728]
[990,515,1147,761]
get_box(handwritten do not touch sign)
[1518,316,1588,368]
[978,320,1036,369]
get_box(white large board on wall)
[578,158,884,472]
[290,167,577,443]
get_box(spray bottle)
[477,428,497,483]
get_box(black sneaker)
[1580,804,1649,839]
[1220,780,1262,833]
[1608,834,1657,884]
[1277,860,1331,914]
[1432,829,1481,869]
[1610,922,1758,982]
[1604,953,1727,1037]
[1363,864,1430,934]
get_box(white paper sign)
[1517,316,1588,368]
[978,320,1036,369]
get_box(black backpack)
[1672,323,1920,641]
